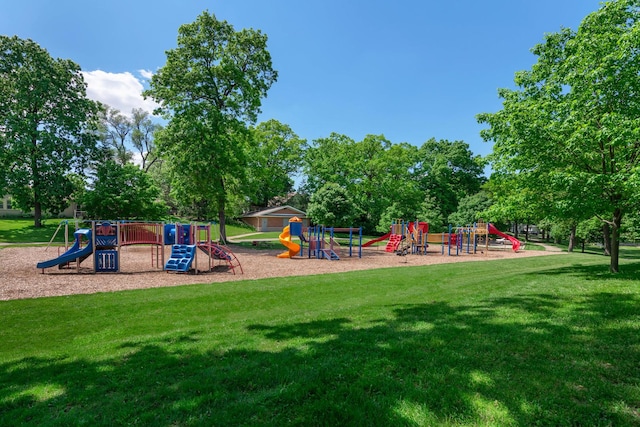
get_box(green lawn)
[0,218,68,244]
[1,253,639,426]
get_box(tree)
[246,119,306,207]
[448,191,493,226]
[413,138,486,221]
[353,137,420,233]
[130,108,161,172]
[303,133,420,233]
[621,211,640,243]
[0,36,100,227]
[478,0,640,272]
[101,105,133,166]
[145,11,277,241]
[481,173,550,241]
[576,217,606,252]
[80,160,166,220]
[306,182,357,227]
[302,133,358,195]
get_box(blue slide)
[37,229,94,269]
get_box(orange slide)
[277,225,301,258]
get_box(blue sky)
[2,1,603,162]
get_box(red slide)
[488,223,521,252]
[363,232,391,247]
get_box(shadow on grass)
[1,293,639,425]
[577,247,640,261]
[534,260,640,281]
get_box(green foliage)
[306,182,357,227]
[145,11,277,240]
[245,119,306,207]
[621,212,640,243]
[303,134,485,234]
[130,108,161,172]
[414,138,486,220]
[0,36,101,227]
[417,194,447,232]
[448,191,493,226]
[481,174,545,227]
[146,160,176,215]
[577,217,606,246]
[549,220,573,244]
[2,255,640,425]
[302,133,357,195]
[80,161,167,220]
[478,1,640,272]
[99,105,134,165]
[284,191,310,212]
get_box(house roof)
[242,205,307,218]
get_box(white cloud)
[82,70,160,116]
[138,69,154,80]
[131,152,144,168]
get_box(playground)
[1,240,558,300]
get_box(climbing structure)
[385,234,403,253]
[197,243,243,274]
[165,244,197,272]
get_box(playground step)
[385,234,402,253]
[165,244,196,272]
[320,249,340,260]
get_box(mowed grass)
[0,218,68,244]
[1,254,639,426]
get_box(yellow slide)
[277,225,301,258]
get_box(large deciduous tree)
[81,160,166,220]
[246,119,306,207]
[0,36,100,227]
[131,108,161,173]
[413,138,486,222]
[303,133,421,233]
[478,0,640,273]
[101,105,133,166]
[306,182,357,227]
[145,11,277,241]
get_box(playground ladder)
[385,234,403,253]
[197,243,244,274]
[165,244,196,272]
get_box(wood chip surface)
[0,244,557,301]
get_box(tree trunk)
[603,223,611,256]
[513,221,519,239]
[609,209,622,274]
[32,136,42,228]
[34,200,42,228]
[218,205,227,244]
[568,224,576,252]
[217,178,227,244]
[525,222,530,242]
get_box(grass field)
[0,218,68,244]
[1,251,639,426]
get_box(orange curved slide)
[277,225,301,258]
